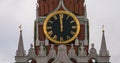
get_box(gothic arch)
[88,58,97,63]
[70,58,77,63]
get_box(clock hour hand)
[60,14,63,32]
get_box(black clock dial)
[46,14,77,41]
[43,11,80,44]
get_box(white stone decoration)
[45,38,49,46]
[27,44,37,61]
[75,37,79,46]
[78,42,86,56]
[47,44,56,61]
[89,43,98,59]
[52,45,73,63]
[52,0,69,13]
[68,44,78,60]
[38,42,46,56]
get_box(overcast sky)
[0,0,120,63]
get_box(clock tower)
[35,0,89,62]
[15,0,110,63]
[35,0,89,55]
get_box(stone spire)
[99,25,109,56]
[16,25,25,56]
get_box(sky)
[0,0,120,63]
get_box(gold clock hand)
[60,14,63,32]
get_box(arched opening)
[48,59,54,63]
[27,59,37,63]
[70,58,77,63]
[88,58,97,63]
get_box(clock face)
[43,11,80,44]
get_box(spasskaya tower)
[15,0,110,63]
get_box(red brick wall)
[38,25,45,41]
[37,0,84,16]
[78,24,85,40]
[37,0,59,16]
[64,0,84,16]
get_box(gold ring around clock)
[43,10,80,44]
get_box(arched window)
[88,58,97,63]
[92,59,96,63]
[27,59,36,63]
[28,60,32,63]
[70,58,77,63]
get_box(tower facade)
[15,0,110,63]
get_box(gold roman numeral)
[72,26,77,29]
[53,15,57,20]
[66,16,69,20]
[66,35,70,39]
[59,13,63,18]
[70,20,75,23]
[71,31,75,35]
[53,35,57,40]
[48,21,53,23]
[48,31,53,36]
[47,26,52,29]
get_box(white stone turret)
[16,26,25,56]
[68,44,77,59]
[47,44,56,60]
[99,26,109,56]
[78,42,86,56]
[75,37,79,46]
[27,44,37,59]
[45,38,49,46]
[89,43,98,58]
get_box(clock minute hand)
[60,14,63,32]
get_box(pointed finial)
[36,3,39,7]
[18,25,22,32]
[30,44,33,48]
[91,43,94,48]
[102,25,104,32]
